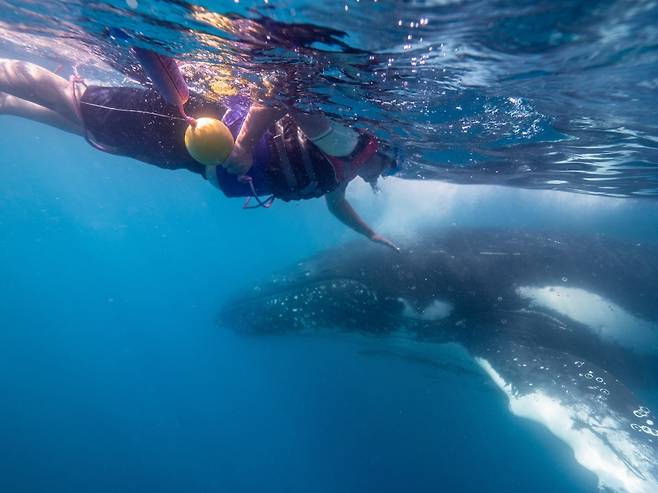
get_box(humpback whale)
[219,229,658,493]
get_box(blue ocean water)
[1,1,658,492]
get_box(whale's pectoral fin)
[474,340,658,493]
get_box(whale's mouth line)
[221,277,552,328]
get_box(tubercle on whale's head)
[218,275,406,335]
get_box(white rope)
[78,101,188,122]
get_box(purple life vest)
[206,96,274,197]
[207,102,349,202]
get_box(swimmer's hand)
[224,143,253,175]
[369,233,401,253]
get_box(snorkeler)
[0,58,399,251]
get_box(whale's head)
[217,238,467,337]
[218,259,412,335]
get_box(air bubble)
[634,406,651,418]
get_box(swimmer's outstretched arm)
[325,186,400,252]
[224,104,285,175]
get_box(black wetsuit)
[79,86,213,176]
[79,86,350,201]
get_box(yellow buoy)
[184,117,234,166]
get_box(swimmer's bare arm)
[325,186,400,252]
[224,104,285,175]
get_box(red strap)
[352,136,379,167]
[327,155,345,181]
[326,135,379,181]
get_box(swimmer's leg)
[291,111,359,157]
[0,92,83,135]
[0,59,81,125]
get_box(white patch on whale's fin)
[475,346,658,493]
[516,286,658,355]
[399,298,453,321]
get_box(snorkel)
[132,47,196,127]
[131,46,234,166]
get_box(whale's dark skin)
[219,229,658,490]
[220,229,658,381]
